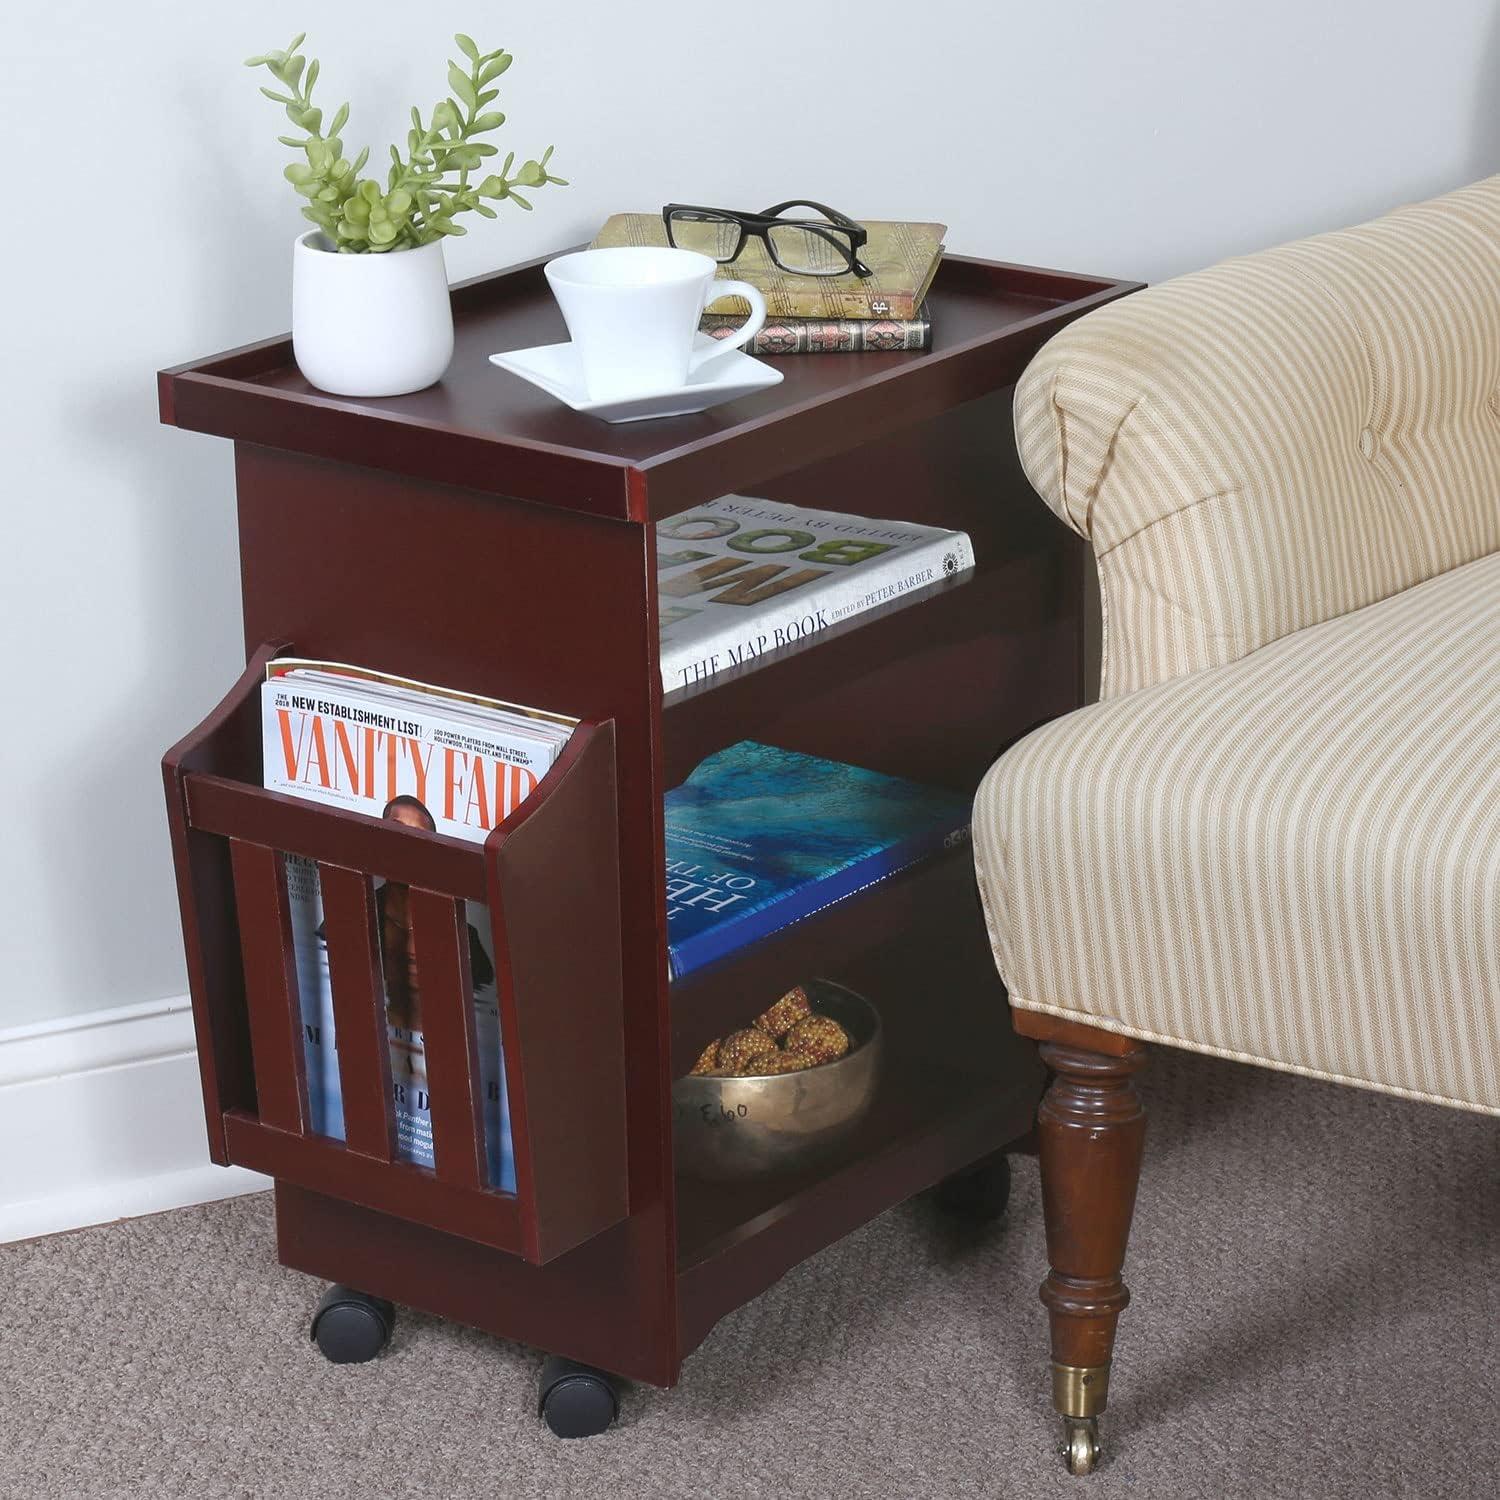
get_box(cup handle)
[690,277,767,368]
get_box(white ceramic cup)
[543,246,767,402]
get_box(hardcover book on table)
[656,494,974,694]
[664,741,972,980]
[701,303,932,355]
[260,658,576,1192]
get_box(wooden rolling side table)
[158,249,1139,1433]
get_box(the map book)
[591,213,946,320]
[656,495,974,694]
[260,658,576,1192]
[701,303,932,355]
[664,741,972,980]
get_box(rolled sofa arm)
[1013,175,1500,699]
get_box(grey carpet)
[3,1047,1496,1500]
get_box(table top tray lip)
[159,248,1141,522]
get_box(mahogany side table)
[158,249,1139,1432]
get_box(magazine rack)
[159,249,1138,1429]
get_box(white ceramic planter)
[291,231,455,397]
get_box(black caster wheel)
[539,1355,620,1438]
[935,1150,1012,1223]
[310,1284,395,1364]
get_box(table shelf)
[159,246,1139,1388]
[675,1055,1013,1352]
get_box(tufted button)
[1358,428,1378,460]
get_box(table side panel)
[231,444,678,1374]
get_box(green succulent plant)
[246,32,566,253]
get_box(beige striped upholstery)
[980,179,1500,1113]
[974,552,1500,1114]
[1015,176,1500,699]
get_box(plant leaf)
[330,102,349,136]
[454,33,480,62]
[471,112,505,133]
[260,86,294,104]
[478,53,512,85]
[448,63,477,111]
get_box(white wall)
[4,0,1498,1032]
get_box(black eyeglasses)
[663,200,874,278]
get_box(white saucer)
[488,335,783,422]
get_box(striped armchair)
[973,177,1500,1474]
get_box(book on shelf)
[664,741,972,981]
[701,304,932,356]
[260,657,577,1192]
[591,213,946,321]
[656,494,975,694]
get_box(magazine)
[656,495,974,694]
[664,741,971,980]
[261,658,576,1191]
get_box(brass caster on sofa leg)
[1061,1416,1100,1476]
[1053,1361,1108,1475]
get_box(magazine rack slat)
[228,839,310,1136]
[318,866,396,1162]
[409,890,489,1194]
[159,251,1140,1393]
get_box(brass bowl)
[673,980,882,1181]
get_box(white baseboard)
[0,996,270,1244]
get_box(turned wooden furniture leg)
[1019,1016,1147,1475]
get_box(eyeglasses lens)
[668,211,740,261]
[767,222,852,275]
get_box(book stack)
[592,213,945,355]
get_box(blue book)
[664,741,972,980]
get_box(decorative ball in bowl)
[673,980,882,1181]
